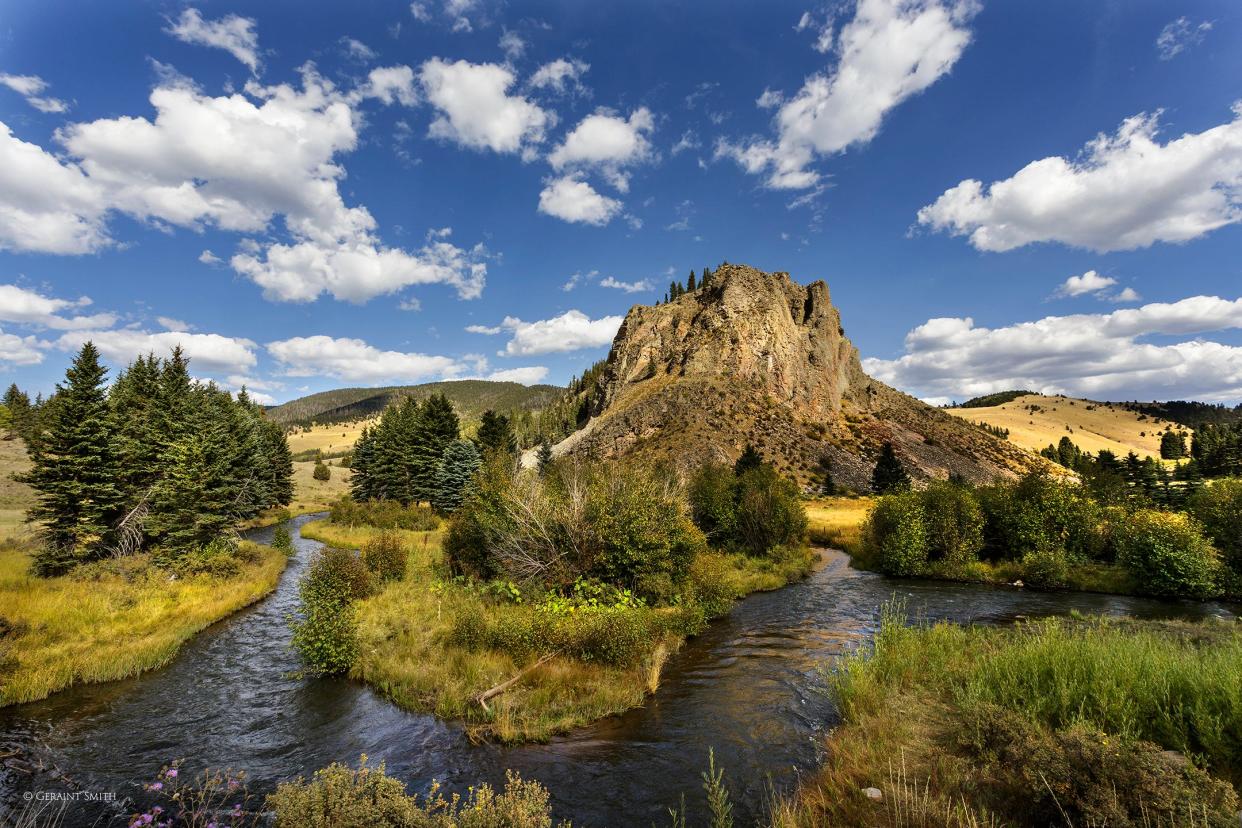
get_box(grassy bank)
[301,518,811,741]
[774,609,1242,827]
[806,496,871,553]
[0,540,288,707]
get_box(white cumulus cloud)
[267,334,467,384]
[0,284,116,330]
[864,294,1242,403]
[718,0,978,189]
[472,310,623,356]
[57,328,258,375]
[528,58,590,97]
[549,107,654,192]
[419,58,550,155]
[1055,270,1116,298]
[600,276,652,293]
[917,105,1242,252]
[166,8,262,74]
[484,365,548,384]
[538,176,622,226]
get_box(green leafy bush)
[920,482,984,564]
[329,496,440,531]
[687,552,740,618]
[687,461,808,556]
[290,547,374,675]
[157,537,256,578]
[312,460,331,481]
[445,460,705,603]
[268,756,564,828]
[361,531,407,583]
[272,525,295,556]
[1187,479,1242,589]
[1114,510,1221,599]
[978,473,1104,562]
[863,491,928,576]
[1021,547,1069,589]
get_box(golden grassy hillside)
[947,394,1185,459]
[0,437,34,542]
[286,419,375,457]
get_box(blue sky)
[0,0,1240,405]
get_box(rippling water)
[2,514,1236,827]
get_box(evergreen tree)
[536,439,554,475]
[431,439,481,513]
[350,425,377,501]
[22,343,125,573]
[2,383,33,441]
[1160,430,1187,460]
[109,353,165,506]
[734,443,764,475]
[870,442,911,494]
[701,266,712,286]
[313,459,331,481]
[687,270,697,291]
[476,409,517,457]
[410,393,460,504]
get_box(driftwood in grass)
[474,652,559,712]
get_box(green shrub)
[445,460,706,602]
[449,601,687,667]
[863,492,928,576]
[362,532,407,583]
[157,537,251,578]
[329,496,440,531]
[1187,479,1242,587]
[921,482,984,564]
[1021,547,1069,589]
[268,757,563,828]
[732,465,808,555]
[312,460,331,481]
[978,473,1103,562]
[273,525,295,556]
[688,552,740,618]
[290,547,374,675]
[1114,510,1221,599]
[687,461,808,556]
[688,463,739,543]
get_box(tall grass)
[805,497,871,554]
[0,540,287,706]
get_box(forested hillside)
[268,380,562,427]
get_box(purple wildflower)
[165,768,178,778]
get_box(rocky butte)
[553,263,1046,490]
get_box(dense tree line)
[1037,436,1209,509]
[16,343,292,575]
[349,394,516,510]
[1192,422,1242,477]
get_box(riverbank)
[0,539,287,707]
[301,517,813,741]
[808,494,1164,598]
[773,608,1242,827]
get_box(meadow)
[0,540,286,706]
[301,516,812,742]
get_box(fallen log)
[474,652,559,713]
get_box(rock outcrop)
[555,263,1046,491]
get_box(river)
[1,514,1237,827]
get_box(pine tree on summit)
[871,442,911,494]
[23,343,125,574]
[687,270,697,291]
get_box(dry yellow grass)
[947,393,1182,459]
[806,496,873,554]
[286,419,374,457]
[289,458,352,514]
[0,437,34,542]
[0,541,287,707]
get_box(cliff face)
[559,264,1045,490]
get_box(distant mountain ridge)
[552,263,1048,490]
[268,380,563,427]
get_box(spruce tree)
[687,270,697,291]
[870,442,911,494]
[734,443,764,475]
[2,383,32,441]
[410,393,460,504]
[23,343,125,573]
[476,409,517,457]
[431,439,481,513]
[536,439,554,475]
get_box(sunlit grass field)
[0,540,287,707]
[0,437,34,542]
[805,495,873,554]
